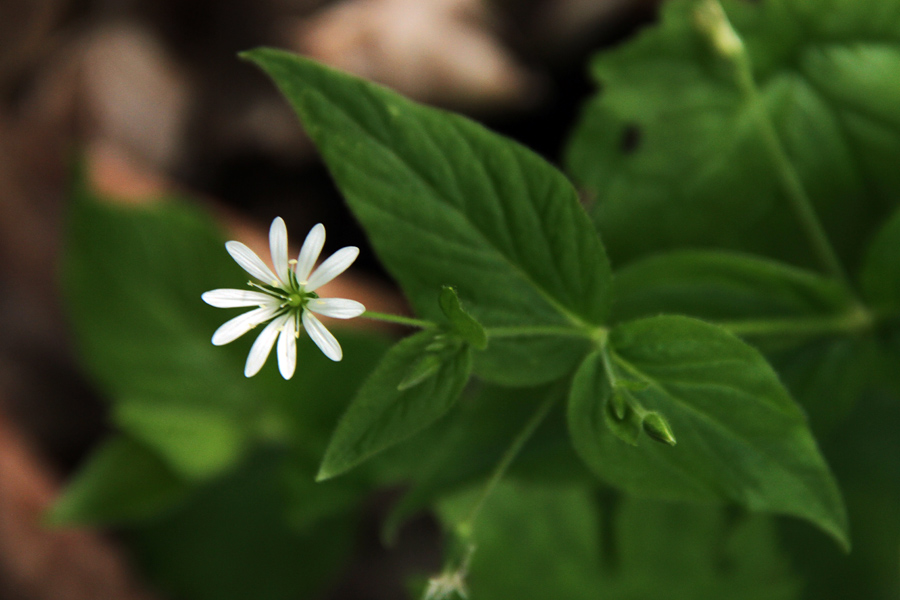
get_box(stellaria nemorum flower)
[202,217,365,379]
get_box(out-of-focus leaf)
[436,482,800,600]
[130,449,355,600]
[566,0,900,269]
[48,435,189,526]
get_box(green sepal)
[605,389,642,447]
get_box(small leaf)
[569,316,848,549]
[318,331,471,480]
[439,285,488,350]
[244,48,612,385]
[48,435,188,526]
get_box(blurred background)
[0,0,659,598]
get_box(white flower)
[202,217,365,379]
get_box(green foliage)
[612,251,853,327]
[243,48,611,386]
[130,449,354,600]
[318,330,472,480]
[861,206,900,311]
[569,316,847,548]
[55,0,900,594]
[436,482,800,600]
[566,0,900,269]
[47,435,189,526]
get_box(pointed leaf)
[244,48,611,385]
[318,331,471,480]
[439,285,487,349]
[568,316,848,548]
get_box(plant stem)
[456,390,559,539]
[361,310,436,329]
[705,0,849,285]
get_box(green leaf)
[244,48,611,385]
[861,205,900,311]
[435,482,799,600]
[781,391,900,599]
[318,331,472,480]
[606,497,800,600]
[64,177,259,478]
[379,384,590,544]
[114,401,250,480]
[612,251,853,326]
[568,315,848,548]
[436,482,604,600]
[47,435,189,526]
[130,449,355,600]
[768,336,882,436]
[566,0,900,269]
[439,285,488,350]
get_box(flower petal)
[305,246,359,292]
[269,217,290,285]
[202,289,278,308]
[226,241,279,285]
[307,297,366,319]
[244,313,290,377]
[277,313,298,379]
[211,306,278,346]
[295,223,325,283]
[302,310,342,361]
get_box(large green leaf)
[318,331,472,480]
[566,0,900,269]
[64,178,259,478]
[568,315,847,547]
[612,250,853,326]
[245,48,611,385]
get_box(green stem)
[706,0,849,285]
[361,310,436,329]
[456,390,559,539]
[715,305,874,339]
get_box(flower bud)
[643,412,677,446]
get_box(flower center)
[287,293,304,308]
